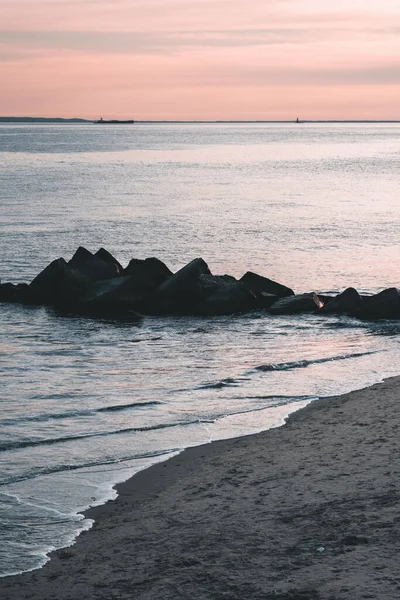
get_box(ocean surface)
[1,122,400,577]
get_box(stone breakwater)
[0,246,399,320]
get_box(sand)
[2,377,400,599]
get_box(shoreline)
[2,376,400,599]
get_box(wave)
[97,401,161,413]
[194,351,378,391]
[0,401,162,427]
[0,448,181,487]
[193,395,317,423]
[196,377,250,390]
[239,394,318,403]
[0,418,214,452]
[255,350,378,372]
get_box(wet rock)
[69,246,119,280]
[256,292,279,310]
[359,287,400,320]
[269,293,324,315]
[29,258,91,306]
[0,282,32,304]
[16,283,36,304]
[124,257,173,289]
[0,282,20,302]
[76,276,142,316]
[240,271,294,298]
[317,294,337,305]
[320,287,363,315]
[200,281,258,316]
[155,258,211,314]
[95,248,124,274]
[198,274,237,295]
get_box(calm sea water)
[1,122,400,577]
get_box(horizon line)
[1,117,400,124]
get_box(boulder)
[75,276,142,316]
[198,274,237,295]
[69,246,119,280]
[0,282,19,302]
[359,288,400,320]
[124,257,173,289]
[200,281,258,316]
[256,292,279,310]
[269,293,324,315]
[155,258,211,314]
[0,282,32,304]
[240,271,294,298]
[29,258,91,306]
[318,294,337,305]
[320,287,363,315]
[95,248,124,274]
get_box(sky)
[0,0,399,120]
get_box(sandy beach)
[2,376,400,599]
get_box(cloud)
[185,63,400,87]
[1,25,399,58]
[1,0,399,119]
[2,0,400,33]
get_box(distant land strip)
[0,117,399,124]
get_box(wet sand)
[2,377,400,599]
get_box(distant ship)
[94,117,134,124]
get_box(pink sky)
[1,0,399,119]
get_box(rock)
[124,257,173,289]
[240,271,294,298]
[256,292,279,310]
[0,282,32,304]
[76,276,142,316]
[320,287,363,315]
[16,283,36,304]
[29,258,91,306]
[155,258,211,314]
[160,258,210,289]
[317,294,337,305]
[198,274,237,294]
[0,282,19,302]
[200,281,258,316]
[69,246,119,280]
[269,293,324,315]
[95,248,124,274]
[359,288,400,320]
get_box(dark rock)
[0,282,19,302]
[76,276,142,316]
[29,258,91,306]
[318,294,337,305]
[159,258,210,288]
[16,283,36,304]
[155,258,211,314]
[95,248,124,274]
[69,246,119,280]
[0,282,32,303]
[256,292,279,310]
[124,257,173,289]
[200,281,258,316]
[240,271,294,298]
[198,274,237,294]
[269,293,324,315]
[320,287,363,315]
[359,288,400,320]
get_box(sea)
[1,122,400,578]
